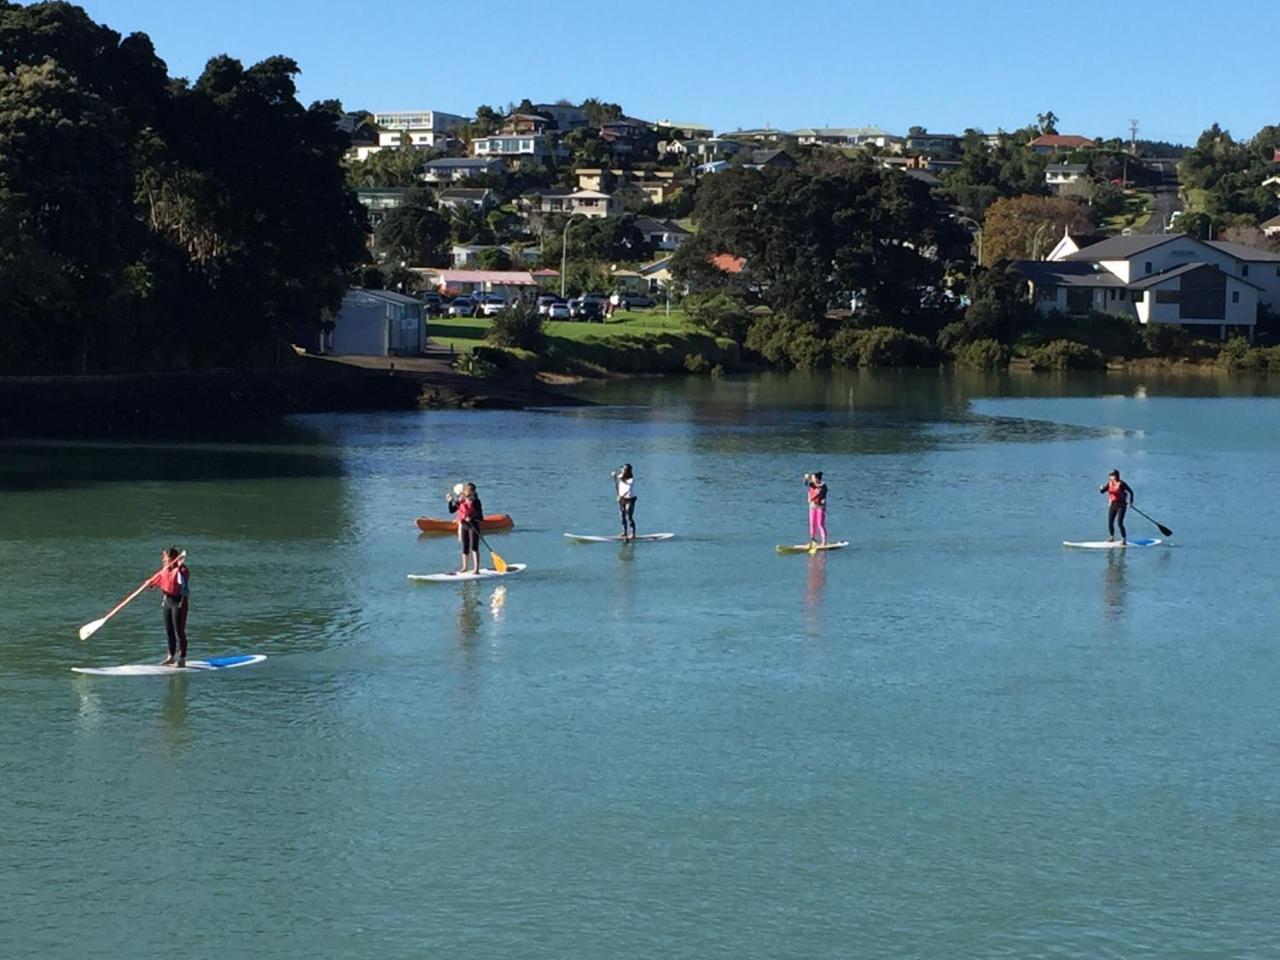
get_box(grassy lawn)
[1183,187,1208,214]
[429,309,693,350]
[1102,191,1152,232]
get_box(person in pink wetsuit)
[805,471,828,546]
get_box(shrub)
[954,338,1011,370]
[744,315,828,368]
[1023,310,1144,358]
[685,292,752,342]
[486,303,545,349]
[1026,339,1107,371]
[683,352,711,373]
[1216,338,1280,372]
[454,352,497,377]
[830,326,943,367]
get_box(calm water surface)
[3,370,1279,959]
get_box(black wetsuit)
[448,495,484,553]
[1101,480,1134,539]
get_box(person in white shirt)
[611,464,637,541]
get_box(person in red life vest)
[147,546,190,666]
[805,471,828,547]
[1100,469,1135,544]
[446,482,484,574]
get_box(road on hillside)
[1139,158,1182,234]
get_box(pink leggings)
[808,507,827,543]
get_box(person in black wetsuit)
[147,546,189,666]
[1100,469,1134,543]
[447,482,484,573]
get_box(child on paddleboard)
[447,482,484,574]
[611,464,637,542]
[1100,469,1134,544]
[147,546,189,667]
[805,472,828,547]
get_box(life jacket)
[1106,478,1125,503]
[808,482,827,507]
[455,496,482,524]
[155,564,188,599]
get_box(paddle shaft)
[80,551,185,640]
[1128,504,1173,537]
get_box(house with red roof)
[1028,134,1097,154]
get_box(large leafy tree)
[675,156,970,330]
[0,1,366,373]
[375,186,449,265]
[980,195,1093,264]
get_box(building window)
[1155,290,1180,304]
[1131,290,1142,302]
[1242,264,1249,277]
[1037,287,1058,302]
[1232,291,1240,303]
[1144,261,1153,275]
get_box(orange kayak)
[415,514,515,534]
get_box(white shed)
[330,289,426,357]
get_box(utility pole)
[1129,119,1139,154]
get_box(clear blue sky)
[71,0,1279,145]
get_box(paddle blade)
[78,618,106,642]
[1157,523,1173,537]
[491,550,509,573]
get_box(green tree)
[375,187,449,265]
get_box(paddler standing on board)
[447,482,484,574]
[805,472,828,548]
[147,546,189,667]
[1100,469,1134,545]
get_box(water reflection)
[456,583,482,644]
[161,674,191,746]
[1103,550,1127,622]
[805,554,827,636]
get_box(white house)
[1261,214,1280,238]
[372,110,469,150]
[539,189,622,218]
[471,133,563,164]
[329,289,426,356]
[449,245,539,269]
[632,216,691,252]
[792,126,900,149]
[421,157,505,184]
[663,138,743,161]
[355,187,407,230]
[1016,232,1280,339]
[437,188,496,213]
[1045,163,1088,192]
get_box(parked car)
[477,294,508,317]
[570,293,608,320]
[546,301,571,319]
[446,296,475,317]
[420,292,446,315]
[536,295,563,316]
[618,294,656,309]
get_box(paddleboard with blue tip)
[72,654,266,676]
[1062,537,1161,549]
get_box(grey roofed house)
[748,148,796,168]
[632,216,691,236]
[1062,234,1184,261]
[439,187,493,201]
[1127,262,1266,291]
[904,169,942,188]
[1017,260,1127,288]
[1047,163,1088,174]
[1206,239,1280,262]
[425,157,501,169]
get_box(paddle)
[477,531,508,573]
[1130,505,1173,538]
[78,551,185,641]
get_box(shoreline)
[0,354,586,437]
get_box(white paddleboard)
[408,563,526,583]
[777,541,850,555]
[1062,537,1162,549]
[564,533,675,543]
[72,654,266,676]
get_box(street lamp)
[1031,221,1050,260]
[957,215,983,266]
[560,213,586,299]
